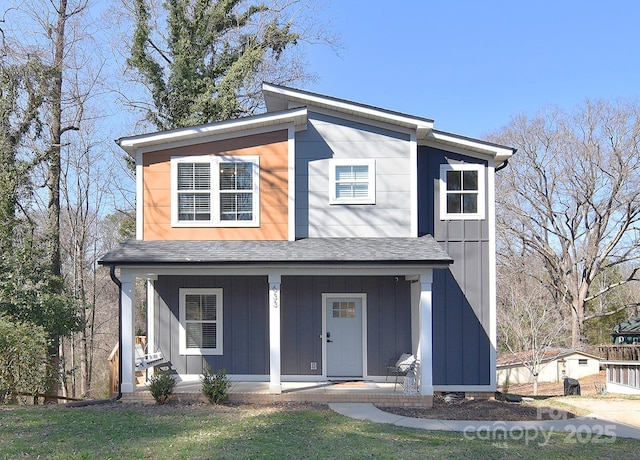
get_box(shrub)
[0,315,48,404]
[148,370,176,404]
[201,365,230,404]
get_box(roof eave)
[262,82,434,134]
[115,107,308,156]
[427,129,517,163]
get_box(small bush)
[201,365,230,404]
[148,370,176,404]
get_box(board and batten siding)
[418,146,492,386]
[142,130,290,241]
[280,275,412,377]
[295,112,412,238]
[152,274,412,377]
[153,275,269,376]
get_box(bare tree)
[498,262,569,395]
[490,99,640,348]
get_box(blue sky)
[300,0,640,138]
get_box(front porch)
[122,380,434,407]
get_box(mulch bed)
[379,395,576,421]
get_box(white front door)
[324,295,364,378]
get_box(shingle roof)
[497,348,602,367]
[98,236,452,267]
[613,317,640,334]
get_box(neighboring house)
[612,317,640,344]
[598,318,640,395]
[99,83,515,401]
[497,349,601,386]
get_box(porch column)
[120,270,135,393]
[418,271,434,395]
[268,273,282,394]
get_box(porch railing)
[598,345,640,361]
[107,336,147,396]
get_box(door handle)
[327,331,333,343]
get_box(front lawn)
[0,402,637,459]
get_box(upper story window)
[329,159,376,204]
[179,288,223,355]
[439,163,485,220]
[172,156,259,227]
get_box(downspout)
[67,265,123,407]
[495,159,509,172]
[109,264,123,402]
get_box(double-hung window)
[439,163,485,220]
[172,156,259,227]
[179,288,223,355]
[177,162,211,221]
[329,159,376,204]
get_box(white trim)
[439,163,486,220]
[287,125,296,241]
[120,271,135,393]
[427,130,514,163]
[262,83,434,133]
[268,273,282,393]
[328,159,376,205]
[147,279,156,378]
[410,133,418,237]
[136,151,144,240]
[487,160,497,391]
[171,155,260,228]
[322,293,368,379]
[117,108,308,155]
[178,288,223,355]
[111,266,450,278]
[418,271,433,395]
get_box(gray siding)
[153,274,412,377]
[418,146,492,385]
[281,275,412,376]
[295,112,412,238]
[154,275,269,375]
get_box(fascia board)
[115,108,308,156]
[427,130,516,162]
[262,83,434,133]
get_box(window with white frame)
[172,156,259,227]
[179,288,223,355]
[439,163,485,220]
[329,159,376,204]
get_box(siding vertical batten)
[136,151,144,240]
[410,133,418,237]
[269,273,282,393]
[120,270,135,393]
[419,271,434,395]
[288,125,296,241]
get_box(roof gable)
[262,83,515,163]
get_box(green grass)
[1,403,638,459]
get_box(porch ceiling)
[98,235,452,268]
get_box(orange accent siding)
[142,130,289,240]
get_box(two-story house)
[99,83,515,404]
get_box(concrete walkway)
[328,403,640,441]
